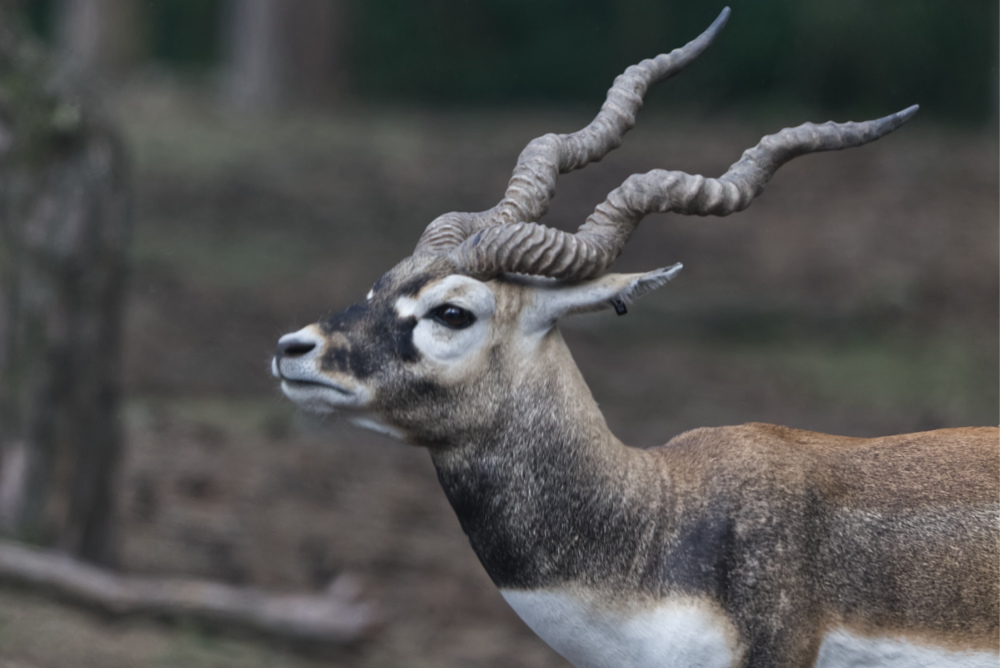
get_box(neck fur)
[429,330,668,591]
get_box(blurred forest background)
[1,0,997,666]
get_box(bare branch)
[0,538,378,645]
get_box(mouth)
[272,356,352,395]
[273,357,368,413]
[279,378,362,414]
[280,377,352,395]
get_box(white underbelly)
[815,628,998,668]
[500,588,998,668]
[500,589,741,668]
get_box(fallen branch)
[0,538,378,644]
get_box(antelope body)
[274,9,999,667]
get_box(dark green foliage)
[353,0,996,122]
[18,0,998,120]
[19,0,55,40]
[21,0,225,69]
[147,0,224,69]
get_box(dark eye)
[430,304,476,329]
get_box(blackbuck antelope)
[273,8,998,668]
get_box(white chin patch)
[279,382,337,414]
[349,415,406,440]
[279,380,369,413]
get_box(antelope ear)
[522,263,682,332]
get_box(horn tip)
[898,104,920,122]
[874,104,920,137]
[707,7,732,40]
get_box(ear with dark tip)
[614,264,684,305]
[522,264,683,333]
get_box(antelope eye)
[430,304,476,329]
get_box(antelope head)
[273,7,916,448]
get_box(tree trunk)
[222,0,349,109]
[0,9,130,566]
[55,0,147,82]
[281,0,349,106]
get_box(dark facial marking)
[320,302,367,335]
[394,316,419,362]
[371,274,390,295]
[398,275,433,298]
[317,298,422,379]
[321,346,350,373]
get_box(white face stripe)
[393,274,494,319]
[394,294,419,319]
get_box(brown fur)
[656,423,999,652]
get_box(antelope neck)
[429,361,673,593]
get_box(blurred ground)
[0,86,996,667]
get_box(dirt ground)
[0,86,996,667]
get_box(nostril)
[277,338,317,358]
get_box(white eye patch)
[394,275,496,365]
[412,316,486,362]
